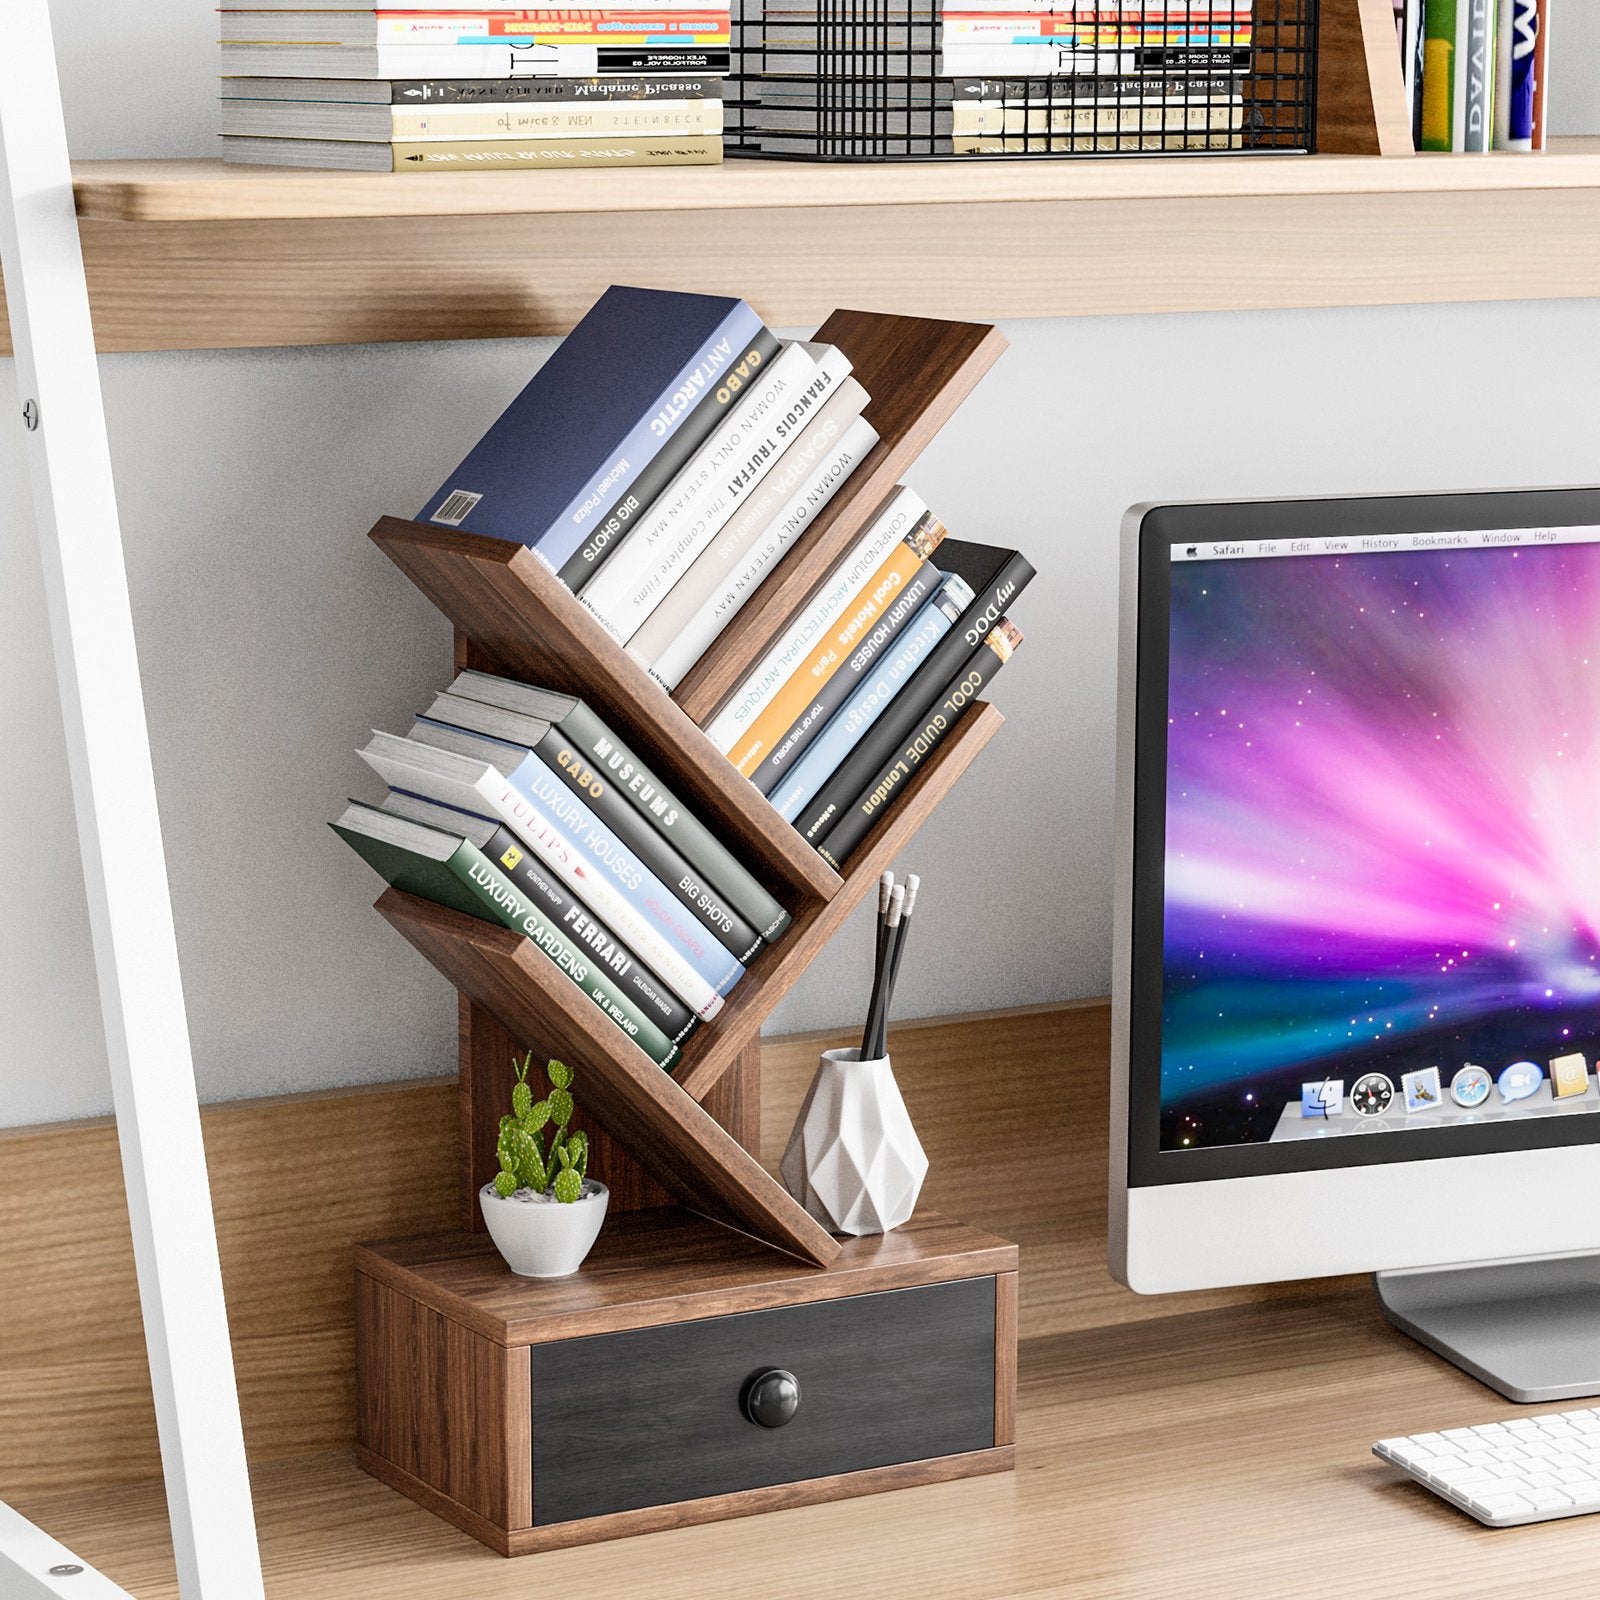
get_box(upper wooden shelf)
[0,139,1593,351]
[69,142,1600,224]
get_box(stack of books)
[334,672,791,1066]
[220,0,731,170]
[942,1,1254,154]
[415,284,1032,868]
[1397,0,1551,153]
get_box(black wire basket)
[726,0,1319,160]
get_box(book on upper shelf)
[221,132,723,167]
[219,88,725,140]
[419,286,768,566]
[220,42,732,75]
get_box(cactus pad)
[547,1059,573,1091]
[493,1170,519,1199]
[551,1167,583,1204]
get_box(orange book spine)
[728,540,930,777]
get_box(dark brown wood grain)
[995,1272,1018,1448]
[1316,0,1414,155]
[354,1273,529,1530]
[674,703,1006,1102]
[671,311,1009,724]
[370,514,839,904]
[376,889,840,1267]
[356,1208,1017,1348]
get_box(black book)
[748,559,942,797]
[557,326,784,593]
[815,619,1023,869]
[380,791,699,1045]
[218,77,725,106]
[790,539,1035,845]
[445,671,794,944]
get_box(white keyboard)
[1375,1408,1600,1525]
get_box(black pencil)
[872,872,919,1059]
[862,882,904,1060]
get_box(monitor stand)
[1375,1254,1600,1404]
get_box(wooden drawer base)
[355,1209,1018,1554]
[358,1440,1017,1556]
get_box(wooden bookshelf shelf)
[1,140,1594,354]
[64,142,1600,224]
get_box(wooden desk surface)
[19,1284,1600,1599]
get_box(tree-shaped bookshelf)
[367,309,1010,1269]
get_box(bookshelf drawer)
[528,1275,998,1526]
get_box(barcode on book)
[430,489,482,526]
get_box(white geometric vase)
[780,1047,929,1236]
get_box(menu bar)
[1170,526,1600,562]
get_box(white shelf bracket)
[0,4,265,1598]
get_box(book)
[955,129,1240,151]
[330,800,683,1067]
[938,44,1251,75]
[814,618,1023,868]
[746,554,941,797]
[625,378,874,687]
[769,575,972,823]
[950,99,1241,136]
[222,133,724,167]
[217,74,726,100]
[380,789,698,1043]
[727,529,946,781]
[577,342,855,645]
[219,95,725,139]
[1530,0,1550,149]
[446,670,794,942]
[556,326,785,593]
[1420,0,1455,148]
[421,689,766,962]
[1457,0,1495,151]
[356,730,730,1018]
[419,286,762,566]
[1493,0,1537,148]
[401,719,748,994]
[220,12,730,45]
[790,539,1036,844]
[220,43,732,76]
[702,485,938,756]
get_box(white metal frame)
[0,3,265,1596]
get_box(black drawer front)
[529,1276,996,1525]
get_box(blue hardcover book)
[408,718,746,999]
[768,574,973,824]
[419,285,764,571]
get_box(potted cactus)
[479,1053,608,1277]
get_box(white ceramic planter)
[479,1180,609,1277]
[780,1048,928,1236]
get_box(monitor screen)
[1132,507,1600,1181]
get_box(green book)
[1421,0,1457,150]
[332,800,681,1070]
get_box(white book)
[356,730,724,1019]
[219,97,723,140]
[625,375,869,681]
[643,408,879,691]
[579,341,853,645]
[220,42,725,77]
[702,484,930,756]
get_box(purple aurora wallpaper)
[1160,541,1600,1149]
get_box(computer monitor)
[1110,489,1600,1402]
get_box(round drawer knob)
[743,1368,801,1429]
